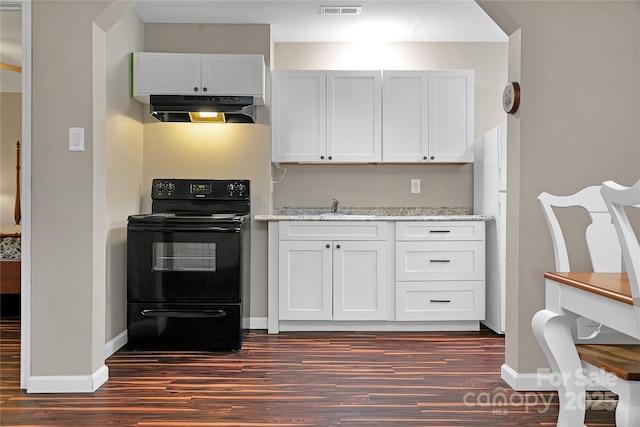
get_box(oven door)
[127,221,244,302]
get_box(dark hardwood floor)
[1,317,616,426]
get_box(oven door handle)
[141,309,227,318]
[128,226,240,233]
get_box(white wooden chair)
[537,185,626,340]
[538,184,640,426]
[596,179,640,426]
[538,185,621,273]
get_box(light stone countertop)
[254,207,493,222]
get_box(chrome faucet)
[331,199,339,213]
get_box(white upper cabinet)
[272,69,473,164]
[383,70,474,163]
[201,54,265,103]
[382,71,430,162]
[271,70,382,163]
[271,71,327,163]
[134,53,202,97]
[132,52,265,104]
[428,70,474,163]
[327,71,382,163]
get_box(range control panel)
[152,179,250,200]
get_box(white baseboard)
[249,316,268,330]
[26,365,109,393]
[501,363,556,391]
[105,329,127,358]
[501,363,609,392]
[23,329,124,394]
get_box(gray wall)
[105,9,144,344]
[31,0,109,376]
[30,0,142,379]
[479,0,640,376]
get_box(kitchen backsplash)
[272,163,474,210]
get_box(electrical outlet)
[411,179,421,194]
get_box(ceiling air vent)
[320,6,362,16]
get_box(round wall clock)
[502,81,521,114]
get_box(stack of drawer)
[395,222,485,321]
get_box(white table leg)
[532,309,587,427]
[615,379,640,427]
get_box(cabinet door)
[382,71,429,162]
[428,70,474,163]
[333,241,388,320]
[278,241,332,320]
[327,71,382,163]
[201,54,265,100]
[272,71,327,163]
[134,52,201,96]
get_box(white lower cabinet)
[277,223,388,321]
[278,240,388,321]
[278,240,333,320]
[333,240,388,320]
[267,220,485,333]
[395,222,485,321]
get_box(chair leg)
[615,380,640,427]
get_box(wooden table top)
[544,272,633,305]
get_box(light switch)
[411,178,421,194]
[69,127,84,152]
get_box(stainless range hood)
[149,95,256,123]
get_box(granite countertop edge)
[255,207,494,222]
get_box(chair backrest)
[601,180,640,302]
[537,185,622,272]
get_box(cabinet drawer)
[396,281,485,321]
[396,241,484,281]
[279,221,388,241]
[396,221,484,241]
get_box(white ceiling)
[133,0,506,43]
[0,0,506,93]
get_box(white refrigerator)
[473,125,507,334]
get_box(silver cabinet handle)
[430,299,451,303]
[430,259,451,263]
